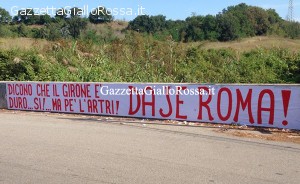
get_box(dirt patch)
[165,120,300,144]
[215,127,300,144]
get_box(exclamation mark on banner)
[281,90,291,126]
[116,101,120,115]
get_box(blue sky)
[1,0,299,21]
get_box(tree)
[89,6,113,24]
[166,20,186,42]
[0,24,14,37]
[17,23,29,37]
[0,7,11,23]
[202,15,219,40]
[128,15,151,33]
[36,14,52,25]
[149,15,166,32]
[32,27,49,39]
[217,13,241,41]
[223,4,272,36]
[128,15,167,33]
[67,16,87,39]
[246,7,270,35]
[183,15,205,42]
[125,3,298,42]
[266,9,282,24]
[283,21,300,39]
[223,3,255,37]
[47,23,65,40]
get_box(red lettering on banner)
[95,84,102,98]
[258,90,275,125]
[234,89,254,124]
[128,86,141,115]
[86,99,118,115]
[281,90,292,126]
[176,86,187,119]
[64,99,74,112]
[62,84,91,98]
[79,100,84,112]
[87,100,93,113]
[34,98,45,110]
[6,83,300,130]
[79,99,84,113]
[53,84,60,97]
[8,84,32,96]
[106,100,112,114]
[37,84,50,97]
[87,100,95,113]
[142,86,155,116]
[52,98,62,111]
[8,84,13,95]
[217,88,232,121]
[9,97,28,109]
[159,86,173,118]
[98,100,104,113]
[198,87,214,121]
[94,100,99,113]
[116,101,120,114]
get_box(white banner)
[6,82,300,129]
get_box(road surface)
[0,111,299,184]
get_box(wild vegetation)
[0,3,300,83]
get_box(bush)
[0,25,16,37]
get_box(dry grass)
[1,35,300,54]
[0,21,128,51]
[0,37,52,51]
[86,21,128,39]
[199,36,300,52]
[27,25,44,29]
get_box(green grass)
[0,35,300,83]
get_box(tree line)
[0,6,113,39]
[1,3,300,41]
[128,3,300,41]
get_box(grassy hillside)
[0,35,300,83]
[1,3,300,84]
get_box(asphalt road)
[0,111,299,184]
